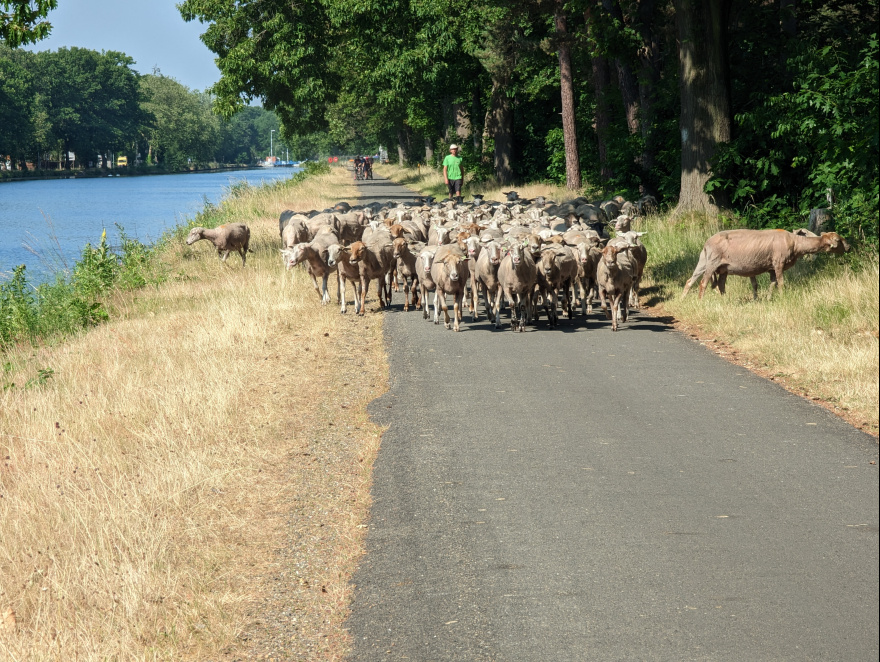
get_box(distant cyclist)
[363,156,373,180]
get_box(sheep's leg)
[354,281,363,315]
[239,247,247,267]
[452,291,461,332]
[599,287,611,320]
[772,266,785,294]
[359,277,370,316]
[321,274,330,305]
[442,290,451,330]
[749,276,758,300]
[309,272,322,300]
[621,288,630,323]
[423,284,430,319]
[611,292,621,331]
[219,249,230,263]
[471,282,479,322]
[339,274,347,314]
[402,279,410,312]
[697,270,715,299]
[493,287,503,329]
[433,290,441,324]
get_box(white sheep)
[186,223,251,266]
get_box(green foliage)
[0,224,166,350]
[710,8,878,245]
[0,0,57,47]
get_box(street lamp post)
[270,130,275,163]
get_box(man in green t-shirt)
[442,144,464,203]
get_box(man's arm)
[443,164,449,184]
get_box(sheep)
[392,238,423,311]
[596,243,636,332]
[474,239,504,321]
[281,218,310,249]
[327,243,362,314]
[186,223,251,266]
[681,229,851,300]
[614,231,648,308]
[496,239,537,332]
[576,239,603,315]
[453,235,482,321]
[430,245,469,331]
[415,246,440,320]
[535,244,579,327]
[280,231,339,304]
[348,240,393,315]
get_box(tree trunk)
[453,103,471,142]
[424,137,434,163]
[471,88,483,153]
[555,4,581,190]
[486,79,513,185]
[586,8,612,181]
[637,0,661,175]
[780,0,796,37]
[397,130,408,165]
[601,0,639,136]
[674,0,732,214]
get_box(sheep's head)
[185,227,205,245]
[392,237,407,259]
[540,249,558,276]
[418,250,435,274]
[480,241,500,266]
[464,236,481,259]
[602,243,627,266]
[508,241,524,266]
[389,224,405,238]
[281,243,308,269]
[327,244,343,267]
[614,215,632,233]
[526,235,543,259]
[821,232,851,254]
[349,242,366,263]
[618,230,646,247]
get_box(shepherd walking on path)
[443,144,464,203]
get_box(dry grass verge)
[0,165,387,660]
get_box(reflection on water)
[0,168,300,282]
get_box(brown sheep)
[682,229,850,300]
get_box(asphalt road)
[344,177,879,661]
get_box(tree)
[0,45,34,166]
[554,2,581,190]
[140,72,220,169]
[674,0,732,214]
[30,47,144,169]
[178,0,335,132]
[0,0,57,47]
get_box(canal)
[0,167,301,282]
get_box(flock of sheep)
[184,191,850,333]
[274,193,650,332]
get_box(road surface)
[345,176,879,661]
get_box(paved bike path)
[344,182,879,661]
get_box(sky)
[24,0,221,92]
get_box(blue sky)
[24,0,221,92]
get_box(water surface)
[0,168,300,282]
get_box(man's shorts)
[447,179,463,198]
